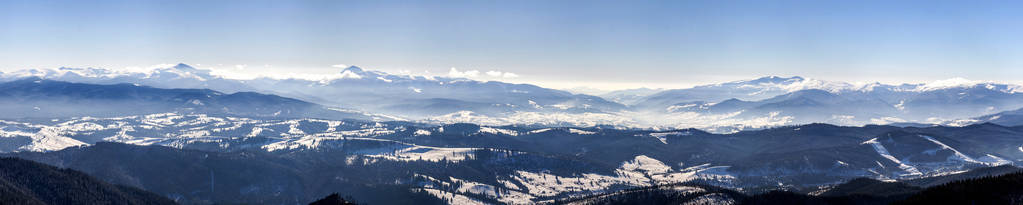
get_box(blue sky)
[2,0,1022,90]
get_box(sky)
[2,0,1023,91]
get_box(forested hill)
[0,157,176,205]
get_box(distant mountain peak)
[173,63,195,69]
[338,66,366,79]
[720,98,744,103]
[143,63,213,80]
[341,65,365,73]
[168,63,209,74]
[748,76,805,84]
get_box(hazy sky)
[2,0,1022,90]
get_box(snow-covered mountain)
[636,76,1023,108]
[6,65,1023,131]
[633,76,1023,131]
[1,64,626,122]
[239,66,628,118]
[635,76,824,108]
[0,64,255,93]
[0,77,386,121]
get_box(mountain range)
[630,76,1023,131]
[1,64,1023,204]
[0,77,384,121]
[6,64,1023,132]
[0,64,623,120]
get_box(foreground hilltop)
[0,157,175,205]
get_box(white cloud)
[123,63,186,72]
[143,63,178,70]
[449,69,515,79]
[482,70,520,78]
[449,67,480,78]
[235,64,247,70]
[869,117,907,125]
[331,64,349,68]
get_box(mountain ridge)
[5,65,1023,131]
[0,157,176,205]
[0,77,383,121]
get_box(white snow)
[682,193,736,205]
[862,138,923,176]
[419,188,487,205]
[448,177,534,204]
[568,128,596,135]
[526,128,553,134]
[913,77,977,92]
[0,128,87,152]
[362,142,478,163]
[479,127,519,136]
[512,170,647,197]
[427,111,635,131]
[869,117,908,125]
[414,129,432,136]
[919,135,984,164]
[977,154,1012,166]
[0,113,410,153]
[510,155,735,198]
[247,127,263,137]
[666,104,704,112]
[527,100,543,109]
[648,131,692,144]
[12,64,1023,132]
[620,155,672,175]
[338,69,363,79]
[498,179,520,190]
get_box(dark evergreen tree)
[309,193,356,205]
[0,157,176,205]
